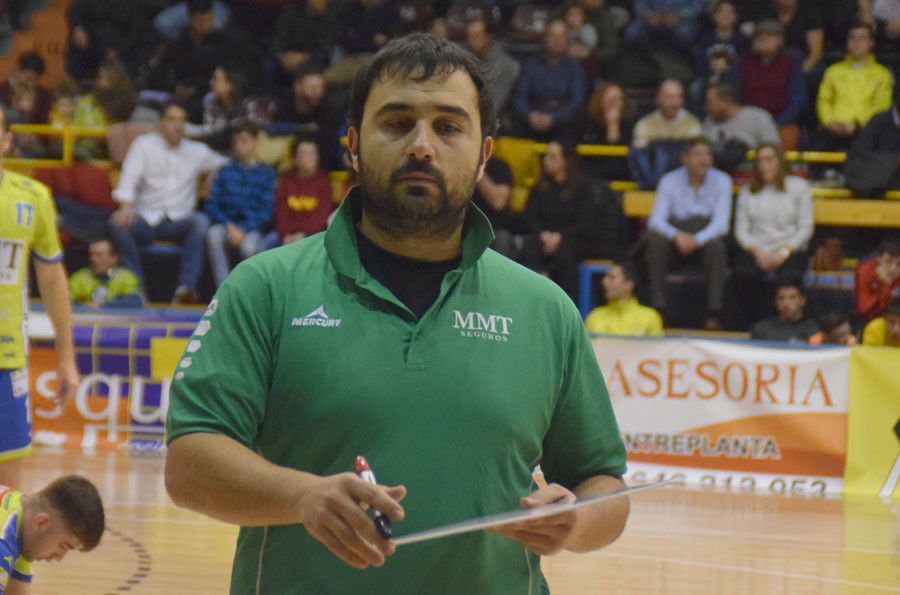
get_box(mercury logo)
[292,305,342,328]
[452,310,513,342]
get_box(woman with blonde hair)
[732,142,814,324]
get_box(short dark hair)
[160,99,188,119]
[187,0,213,15]
[818,311,850,334]
[348,32,498,139]
[89,238,118,256]
[682,136,713,154]
[232,119,260,137]
[466,16,495,36]
[294,64,325,83]
[39,475,105,551]
[878,239,900,257]
[709,82,741,104]
[17,51,45,75]
[886,299,900,318]
[775,277,806,297]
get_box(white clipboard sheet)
[393,478,675,546]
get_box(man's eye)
[385,120,411,131]
[436,122,460,134]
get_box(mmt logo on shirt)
[452,310,513,342]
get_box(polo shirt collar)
[325,185,495,281]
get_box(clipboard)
[393,478,675,546]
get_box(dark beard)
[357,150,481,240]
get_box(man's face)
[295,74,325,106]
[348,68,491,239]
[775,286,805,322]
[294,141,320,176]
[877,251,900,281]
[543,22,569,59]
[657,82,684,119]
[88,241,117,276]
[159,106,187,146]
[23,511,82,563]
[682,143,713,178]
[466,21,490,55]
[233,131,257,162]
[826,321,852,345]
[752,32,783,58]
[704,88,728,120]
[602,265,633,302]
[847,27,875,60]
[16,67,39,87]
[189,10,215,38]
[713,2,737,29]
[886,314,900,341]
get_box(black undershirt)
[355,227,461,319]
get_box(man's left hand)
[490,484,577,556]
[55,359,80,409]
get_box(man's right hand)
[674,232,697,255]
[298,473,406,569]
[111,205,135,229]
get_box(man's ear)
[476,136,494,182]
[347,127,360,174]
[32,511,50,531]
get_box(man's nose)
[407,121,436,162]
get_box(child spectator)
[0,475,105,593]
[69,239,143,308]
[73,53,137,157]
[855,239,900,322]
[563,2,599,62]
[689,0,747,113]
[585,261,664,336]
[750,278,818,342]
[257,135,333,252]
[809,311,857,345]
[862,298,900,346]
[185,63,263,152]
[205,120,276,286]
[0,52,52,124]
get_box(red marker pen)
[354,455,393,540]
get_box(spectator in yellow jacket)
[814,21,893,152]
[585,261,664,336]
[862,299,900,347]
[68,239,143,308]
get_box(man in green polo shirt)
[165,32,629,594]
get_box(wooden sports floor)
[18,449,900,594]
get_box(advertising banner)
[594,338,850,495]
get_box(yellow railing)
[7,123,108,169]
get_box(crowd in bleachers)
[4,0,900,344]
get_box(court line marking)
[595,551,900,592]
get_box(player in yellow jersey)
[0,475,105,595]
[0,105,79,489]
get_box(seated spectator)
[813,21,892,153]
[74,53,137,158]
[258,135,333,252]
[512,20,588,142]
[153,0,231,41]
[66,0,149,81]
[324,0,400,87]
[145,0,250,117]
[465,17,519,118]
[111,101,229,304]
[845,94,900,195]
[562,2,599,63]
[764,0,824,74]
[630,79,702,190]
[750,278,818,342]
[809,311,857,345]
[585,261,664,336]
[583,82,635,181]
[625,0,705,56]
[0,52,52,124]
[69,239,143,308]
[688,0,746,114]
[185,63,264,152]
[268,0,338,90]
[471,156,520,259]
[553,0,623,74]
[204,121,276,287]
[855,238,900,322]
[271,66,345,169]
[520,140,594,301]
[740,19,806,149]
[643,137,732,329]
[732,143,813,325]
[703,82,781,171]
[862,0,900,45]
[862,298,900,346]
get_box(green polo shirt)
[167,188,626,594]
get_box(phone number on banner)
[624,462,842,497]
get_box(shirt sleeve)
[694,172,732,246]
[541,303,627,488]
[12,556,31,583]
[646,175,678,239]
[816,66,836,125]
[112,136,146,204]
[31,186,62,262]
[166,260,275,447]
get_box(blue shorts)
[0,368,31,460]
